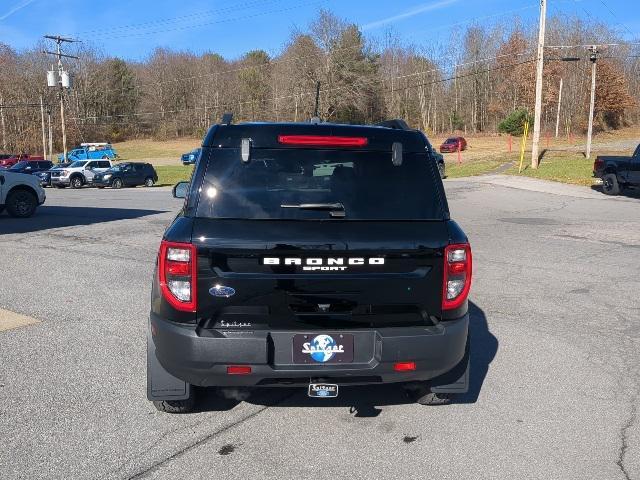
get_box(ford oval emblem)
[209,285,236,298]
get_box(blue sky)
[0,0,638,60]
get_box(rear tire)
[6,189,38,218]
[602,173,620,195]
[144,177,155,187]
[153,394,196,414]
[112,178,123,189]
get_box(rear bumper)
[150,312,469,388]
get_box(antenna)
[313,81,321,118]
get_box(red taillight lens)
[594,158,604,170]
[158,240,197,312]
[227,365,252,375]
[277,135,368,147]
[442,243,472,310]
[393,361,416,372]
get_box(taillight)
[158,240,197,312]
[594,158,604,170]
[442,243,472,310]
[277,135,368,147]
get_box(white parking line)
[0,308,41,332]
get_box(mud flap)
[147,324,192,401]
[430,337,470,394]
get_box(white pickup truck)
[50,159,112,189]
[0,170,46,217]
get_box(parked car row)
[1,158,158,190]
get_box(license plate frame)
[308,383,339,398]
[292,333,354,364]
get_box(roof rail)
[375,119,411,130]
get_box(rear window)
[195,148,444,220]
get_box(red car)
[0,153,45,168]
[439,137,467,153]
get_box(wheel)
[70,176,83,189]
[6,189,38,218]
[153,394,196,414]
[438,162,446,179]
[144,177,155,187]
[602,173,620,195]
[112,178,123,189]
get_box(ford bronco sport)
[148,117,472,413]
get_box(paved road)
[1,179,639,480]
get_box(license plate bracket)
[308,383,339,398]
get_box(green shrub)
[498,108,532,136]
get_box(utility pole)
[47,107,53,162]
[586,45,598,159]
[555,78,563,138]
[530,0,547,169]
[43,35,78,162]
[40,96,47,159]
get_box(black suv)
[93,162,158,188]
[8,160,54,175]
[148,118,472,413]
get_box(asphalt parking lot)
[1,178,639,480]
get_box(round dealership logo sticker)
[301,334,344,362]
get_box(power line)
[74,0,322,40]
[68,0,284,36]
[596,0,636,38]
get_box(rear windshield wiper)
[280,202,346,218]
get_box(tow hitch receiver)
[308,383,339,398]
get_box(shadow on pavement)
[198,301,498,416]
[590,185,640,199]
[0,205,167,234]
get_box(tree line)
[0,10,638,154]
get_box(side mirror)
[173,181,189,199]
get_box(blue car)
[181,148,201,165]
[58,143,117,162]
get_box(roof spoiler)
[375,119,411,130]
[221,112,233,125]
